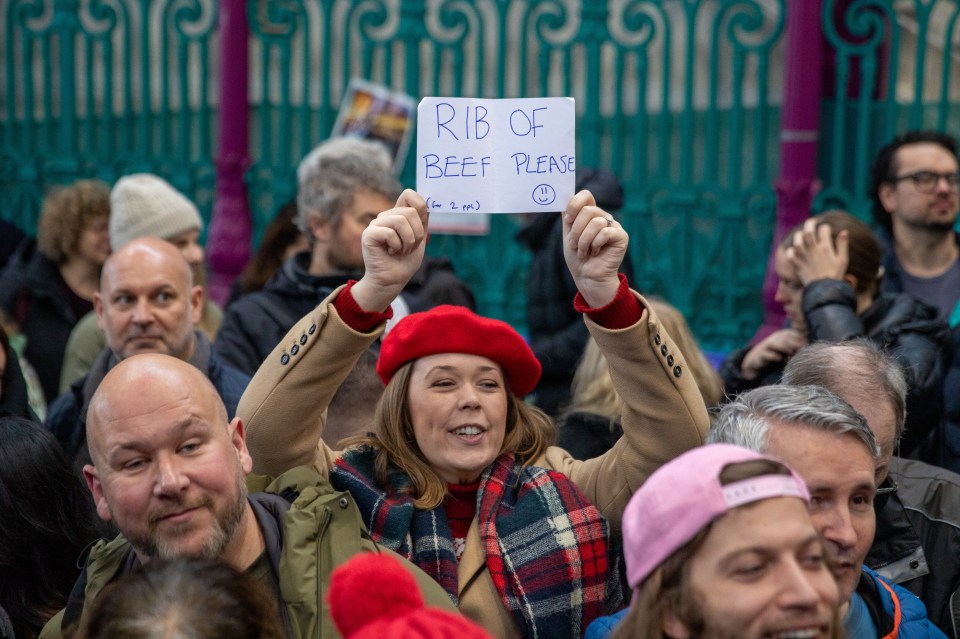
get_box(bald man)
[39,354,454,638]
[45,238,249,462]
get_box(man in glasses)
[871,131,960,322]
[783,340,960,637]
[871,131,960,474]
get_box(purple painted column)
[206,0,251,307]
[753,0,824,343]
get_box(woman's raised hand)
[562,190,629,308]
[351,189,429,313]
[788,218,849,286]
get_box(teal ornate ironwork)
[3,0,958,351]
[0,0,220,232]
[242,0,788,346]
[816,0,960,219]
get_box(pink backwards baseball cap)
[622,443,810,590]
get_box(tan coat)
[239,286,710,638]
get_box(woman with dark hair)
[719,210,950,455]
[0,180,111,402]
[239,190,710,638]
[71,559,284,639]
[226,201,308,307]
[0,416,106,638]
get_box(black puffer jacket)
[720,279,950,455]
[0,250,89,403]
[719,343,787,397]
[804,278,950,456]
[879,234,960,472]
[214,252,357,377]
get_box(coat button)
[338,497,349,509]
[281,353,290,365]
[309,324,317,335]
[655,334,661,345]
[291,344,299,356]
[300,334,308,345]
[661,345,668,357]
[673,366,682,377]
[667,355,674,367]
[910,559,920,569]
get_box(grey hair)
[782,339,908,443]
[295,138,402,234]
[708,384,880,460]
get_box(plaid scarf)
[332,447,621,638]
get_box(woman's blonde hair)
[347,360,557,509]
[649,300,724,408]
[565,338,621,422]
[564,299,724,424]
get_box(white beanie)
[109,174,203,249]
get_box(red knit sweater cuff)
[573,273,643,329]
[332,281,394,333]
[445,481,479,539]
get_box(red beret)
[377,305,541,397]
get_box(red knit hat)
[377,305,541,397]
[328,553,494,639]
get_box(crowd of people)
[0,129,958,639]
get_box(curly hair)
[295,138,401,237]
[36,179,111,264]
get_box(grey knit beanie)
[109,174,203,249]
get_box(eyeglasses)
[890,170,960,193]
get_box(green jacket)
[40,466,455,638]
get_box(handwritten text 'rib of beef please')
[416,97,575,215]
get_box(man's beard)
[125,480,248,561]
[905,218,956,234]
[327,246,364,273]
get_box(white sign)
[416,97,576,215]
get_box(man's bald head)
[783,340,906,483]
[102,237,195,289]
[87,354,228,466]
[83,353,256,566]
[95,237,203,361]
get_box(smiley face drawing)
[532,184,556,206]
